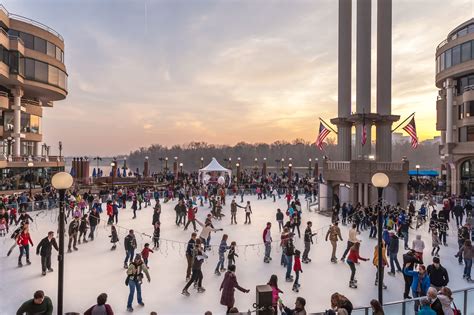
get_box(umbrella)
[92,168,97,178]
[70,167,76,177]
[117,170,122,178]
[136,168,140,177]
[122,168,127,177]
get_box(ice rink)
[1,195,471,314]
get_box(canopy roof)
[199,158,230,172]
[408,170,439,177]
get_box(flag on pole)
[316,122,331,150]
[403,117,418,148]
[361,115,367,146]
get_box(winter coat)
[347,248,368,264]
[84,304,114,315]
[220,271,246,307]
[124,234,137,251]
[110,230,119,243]
[373,244,388,267]
[36,236,58,257]
[426,264,449,287]
[89,212,100,227]
[325,225,342,242]
[388,234,399,254]
[437,294,454,315]
[17,232,33,246]
[68,220,79,235]
[417,305,436,315]
[458,244,474,259]
[403,269,430,295]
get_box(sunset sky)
[5,0,474,156]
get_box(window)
[56,46,62,62]
[467,101,474,117]
[0,45,7,65]
[459,104,464,120]
[20,32,34,49]
[452,45,461,65]
[46,41,55,57]
[445,49,452,68]
[7,29,19,37]
[9,51,19,74]
[461,41,471,62]
[3,112,13,131]
[58,70,66,90]
[436,56,440,73]
[440,52,445,70]
[48,65,58,86]
[458,27,468,37]
[35,60,48,82]
[468,126,474,142]
[34,37,46,53]
[30,115,39,133]
[25,58,35,79]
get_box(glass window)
[470,24,474,34]
[9,52,19,74]
[458,27,468,37]
[34,37,46,53]
[55,46,62,61]
[468,126,474,142]
[35,60,48,82]
[48,65,58,86]
[8,29,19,37]
[469,75,474,86]
[3,112,13,131]
[440,52,445,70]
[467,101,474,117]
[58,70,66,90]
[436,56,440,73]
[25,58,35,79]
[30,115,39,133]
[19,55,24,76]
[445,49,452,68]
[20,32,34,49]
[459,104,464,120]
[461,41,471,62]
[452,45,461,65]
[46,42,55,57]
[21,112,29,133]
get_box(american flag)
[403,117,418,148]
[361,115,367,146]
[315,122,331,150]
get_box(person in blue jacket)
[404,263,430,313]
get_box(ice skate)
[214,270,221,276]
[127,307,133,312]
[197,287,206,293]
[292,286,299,292]
[18,261,22,267]
[181,289,190,296]
[73,247,78,251]
[26,260,31,265]
[349,281,357,288]
[42,271,46,276]
[48,268,54,272]
[67,248,72,253]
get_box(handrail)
[0,5,63,42]
[0,91,8,97]
[437,38,448,50]
[464,84,474,92]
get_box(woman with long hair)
[267,274,283,314]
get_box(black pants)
[245,213,251,223]
[341,241,354,260]
[347,261,356,281]
[41,255,51,272]
[231,212,237,224]
[439,232,447,244]
[185,220,196,230]
[403,274,413,298]
[184,269,203,290]
[89,225,96,240]
[292,224,301,238]
[68,234,77,249]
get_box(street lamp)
[200,157,204,168]
[110,162,116,189]
[179,162,183,174]
[371,172,389,305]
[415,164,420,179]
[165,157,168,173]
[51,172,73,315]
[27,162,34,197]
[308,158,312,175]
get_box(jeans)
[127,280,142,308]
[403,274,413,298]
[389,252,402,273]
[458,240,465,263]
[124,249,135,264]
[285,255,293,279]
[281,251,287,267]
[293,270,300,288]
[277,220,284,232]
[19,245,30,262]
[302,241,311,260]
[439,231,447,244]
[245,212,251,223]
[184,219,196,231]
[347,260,356,281]
[89,225,96,240]
[464,258,472,278]
[41,255,52,272]
[402,231,409,248]
[369,225,377,238]
[456,215,463,226]
[216,253,225,271]
[264,242,271,259]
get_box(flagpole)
[392,112,415,132]
[319,118,338,135]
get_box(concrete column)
[355,0,372,159]
[11,88,23,157]
[338,124,352,161]
[376,123,392,161]
[446,79,454,144]
[363,183,369,206]
[358,183,363,204]
[34,142,41,156]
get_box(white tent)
[199,158,232,184]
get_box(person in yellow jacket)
[373,241,389,289]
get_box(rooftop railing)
[464,84,474,92]
[0,4,63,42]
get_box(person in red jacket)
[106,201,114,225]
[184,205,197,232]
[17,225,34,267]
[141,243,154,268]
[292,250,303,292]
[84,292,114,315]
[346,241,369,288]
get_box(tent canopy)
[199,158,232,183]
[408,170,439,177]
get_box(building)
[321,0,409,208]
[436,18,474,196]
[0,5,67,191]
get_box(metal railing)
[436,38,448,50]
[312,287,474,315]
[376,162,404,171]
[327,161,350,171]
[0,4,63,42]
[464,84,474,92]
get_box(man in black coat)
[123,229,137,268]
[427,256,449,291]
[88,208,100,241]
[402,249,422,299]
[36,231,59,276]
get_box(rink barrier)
[310,286,474,315]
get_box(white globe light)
[217,176,225,185]
[52,172,74,189]
[371,172,389,188]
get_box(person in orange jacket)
[373,241,389,289]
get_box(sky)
[4,0,474,156]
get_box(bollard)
[256,284,273,315]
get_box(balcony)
[0,91,8,109]
[0,155,65,168]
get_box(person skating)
[267,274,283,313]
[244,201,252,224]
[219,264,250,313]
[36,231,58,276]
[109,225,119,250]
[276,208,284,232]
[124,230,137,269]
[455,239,473,281]
[174,200,186,226]
[196,218,223,251]
[67,216,80,253]
[426,257,449,290]
[325,221,343,263]
[404,264,431,313]
[373,241,389,289]
[16,290,53,315]
[456,225,470,264]
[430,223,441,257]
[17,224,34,267]
[230,199,244,224]
[141,243,154,268]
[387,230,403,276]
[215,234,229,275]
[292,250,303,292]
[184,204,198,231]
[412,234,425,264]
[185,232,197,281]
[182,238,208,295]
[227,241,238,269]
[126,254,151,312]
[88,207,100,241]
[263,222,272,263]
[152,222,160,249]
[302,221,317,263]
[78,214,89,244]
[84,293,114,315]
[341,223,359,262]
[402,249,422,299]
[284,233,296,282]
[346,242,369,288]
[152,200,161,226]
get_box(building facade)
[436,18,474,196]
[0,5,67,191]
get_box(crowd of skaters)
[5,171,474,314]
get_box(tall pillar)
[363,183,369,206]
[12,88,23,157]
[376,0,392,162]
[337,0,352,161]
[446,78,454,144]
[34,142,41,157]
[358,183,363,205]
[355,0,372,159]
